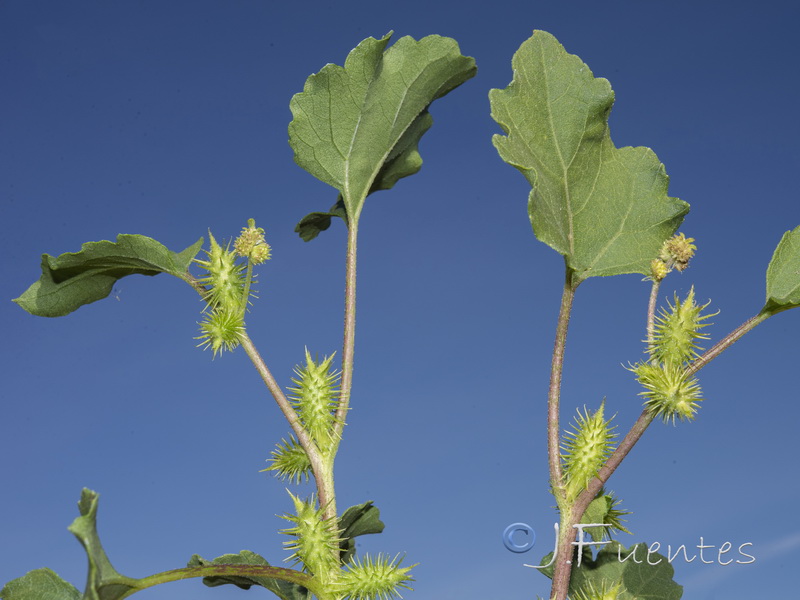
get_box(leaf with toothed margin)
[539,541,682,600]
[764,225,800,314]
[0,568,81,600]
[289,32,476,240]
[490,31,688,282]
[14,234,203,317]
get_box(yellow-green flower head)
[632,362,702,424]
[280,492,341,585]
[234,218,271,265]
[659,232,696,272]
[573,580,623,600]
[562,402,616,501]
[650,287,714,366]
[335,553,415,600]
[195,306,244,357]
[195,231,245,309]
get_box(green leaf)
[14,234,204,317]
[294,197,348,242]
[338,501,386,564]
[67,489,140,600]
[571,541,682,600]
[289,32,476,238]
[0,569,81,600]
[186,551,310,600]
[581,491,632,543]
[764,225,800,313]
[490,31,689,282]
[582,496,613,543]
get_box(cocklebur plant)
[4,32,475,600]
[491,30,800,600]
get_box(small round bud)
[632,362,702,424]
[650,259,668,282]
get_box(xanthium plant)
[5,29,799,600]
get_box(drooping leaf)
[764,225,800,314]
[294,197,348,242]
[186,551,311,600]
[67,489,140,600]
[490,31,689,282]
[289,32,476,238]
[338,501,386,564]
[0,568,81,600]
[14,234,204,317]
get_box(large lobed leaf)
[570,542,683,600]
[490,31,689,282]
[764,225,800,314]
[539,541,682,600]
[14,234,203,317]
[289,32,476,239]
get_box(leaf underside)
[490,31,689,282]
[338,501,386,564]
[764,225,800,313]
[0,569,80,600]
[289,32,476,240]
[13,234,203,317]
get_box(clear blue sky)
[2,2,798,599]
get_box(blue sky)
[1,2,798,599]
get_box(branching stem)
[580,309,770,501]
[685,310,770,376]
[238,332,335,519]
[546,268,579,600]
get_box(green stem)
[241,259,254,315]
[646,278,662,351]
[117,564,320,599]
[333,222,358,448]
[577,310,772,519]
[548,268,578,504]
[238,332,334,517]
[546,268,579,600]
[685,310,770,376]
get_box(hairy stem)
[685,310,770,376]
[333,222,358,447]
[576,311,772,529]
[548,268,578,503]
[238,332,335,518]
[646,278,662,350]
[547,268,579,600]
[241,260,254,314]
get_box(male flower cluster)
[650,233,696,281]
